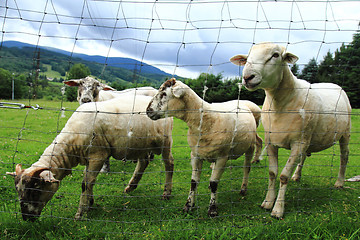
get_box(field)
[0,99,359,239]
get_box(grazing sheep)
[146,78,257,217]
[64,76,158,172]
[7,95,174,221]
[230,42,351,218]
[64,76,158,105]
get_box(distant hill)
[1,41,174,85]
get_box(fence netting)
[1,0,359,238]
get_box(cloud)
[1,0,359,79]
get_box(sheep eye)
[272,53,280,58]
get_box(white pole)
[12,73,14,100]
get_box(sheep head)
[146,78,186,120]
[6,164,60,221]
[230,43,298,91]
[64,76,115,105]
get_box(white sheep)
[230,42,351,218]
[7,95,174,221]
[64,76,158,105]
[64,76,158,172]
[146,78,257,217]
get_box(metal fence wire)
[0,0,360,239]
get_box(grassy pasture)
[0,99,359,239]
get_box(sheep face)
[64,77,115,105]
[230,43,298,91]
[147,78,185,120]
[7,164,60,221]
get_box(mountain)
[1,41,173,84]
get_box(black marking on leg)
[82,182,86,193]
[280,175,289,185]
[209,181,218,193]
[191,179,198,191]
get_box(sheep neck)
[180,90,211,134]
[31,138,83,181]
[263,66,298,110]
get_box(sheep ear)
[172,85,185,98]
[40,170,60,183]
[6,164,24,177]
[6,171,16,177]
[29,167,51,179]
[100,84,116,91]
[63,79,81,87]
[230,55,247,66]
[283,52,299,64]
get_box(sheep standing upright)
[64,76,158,105]
[64,76,158,172]
[147,78,257,217]
[230,42,351,218]
[7,95,174,221]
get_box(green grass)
[41,64,65,79]
[0,99,359,239]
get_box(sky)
[1,0,359,79]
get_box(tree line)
[0,32,359,107]
[186,32,360,107]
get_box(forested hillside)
[0,32,359,107]
[0,43,171,85]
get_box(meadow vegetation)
[0,99,359,239]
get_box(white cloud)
[1,0,359,79]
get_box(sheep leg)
[208,157,228,218]
[100,158,110,173]
[291,154,306,182]
[161,147,174,200]
[124,157,150,193]
[261,144,278,210]
[334,135,350,188]
[240,146,254,195]
[271,144,306,219]
[251,134,263,164]
[75,159,103,220]
[183,153,203,214]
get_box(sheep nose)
[146,107,153,116]
[243,75,255,83]
[81,97,91,104]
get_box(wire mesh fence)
[1,0,360,239]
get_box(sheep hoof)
[74,212,82,220]
[100,165,110,173]
[271,211,284,220]
[208,204,218,218]
[251,159,260,164]
[334,181,344,188]
[124,185,137,193]
[291,176,301,182]
[162,193,171,200]
[183,202,193,213]
[261,200,274,210]
[239,189,247,196]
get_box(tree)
[0,68,12,99]
[290,63,300,77]
[67,63,91,79]
[317,51,335,83]
[333,32,360,107]
[65,63,91,102]
[300,58,318,83]
[184,73,265,105]
[0,69,28,99]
